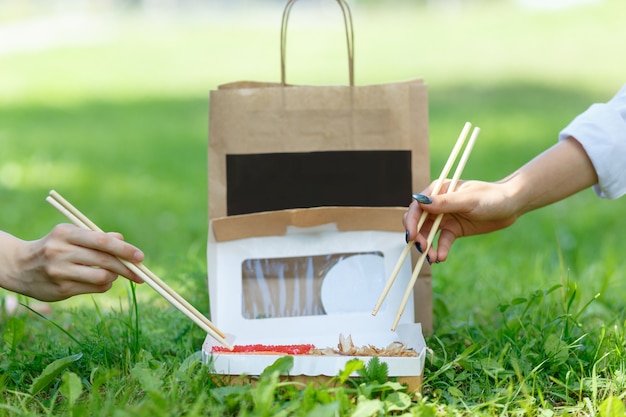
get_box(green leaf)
[30,353,83,395]
[543,334,568,366]
[249,357,296,415]
[455,371,470,382]
[384,391,412,412]
[447,386,463,398]
[352,397,384,417]
[410,403,438,417]
[210,385,250,405]
[498,303,510,313]
[2,317,25,352]
[565,284,578,314]
[545,284,562,295]
[338,359,364,384]
[357,356,389,385]
[260,356,294,379]
[599,396,626,417]
[252,368,280,414]
[175,351,204,381]
[60,371,83,408]
[381,380,405,391]
[130,358,166,393]
[304,403,341,417]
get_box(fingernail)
[133,250,144,262]
[415,243,431,264]
[405,230,410,243]
[412,193,432,204]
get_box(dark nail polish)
[405,230,410,243]
[426,255,432,265]
[412,193,432,204]
[415,242,423,253]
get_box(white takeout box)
[202,207,427,391]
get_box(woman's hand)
[1,224,144,302]
[404,180,520,263]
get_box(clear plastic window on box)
[241,251,385,319]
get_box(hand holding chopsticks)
[372,123,480,330]
[46,190,233,350]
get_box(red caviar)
[212,344,315,355]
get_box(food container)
[202,207,427,391]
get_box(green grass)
[2,1,626,415]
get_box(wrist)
[497,171,531,218]
[0,232,26,295]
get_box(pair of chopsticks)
[372,122,480,330]
[46,190,233,350]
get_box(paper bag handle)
[280,0,355,86]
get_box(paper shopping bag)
[207,0,433,333]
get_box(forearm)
[502,136,598,216]
[0,231,26,295]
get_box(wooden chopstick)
[46,190,232,350]
[389,126,480,330]
[48,192,227,338]
[372,122,473,316]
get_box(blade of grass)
[20,303,84,348]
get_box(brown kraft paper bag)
[208,0,433,333]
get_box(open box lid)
[207,206,426,347]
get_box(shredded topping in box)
[310,334,418,357]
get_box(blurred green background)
[1,0,625,324]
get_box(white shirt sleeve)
[559,84,626,199]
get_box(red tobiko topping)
[212,344,315,355]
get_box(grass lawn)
[1,1,626,415]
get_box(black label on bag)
[226,150,412,215]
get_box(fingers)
[49,224,145,283]
[410,218,447,264]
[406,223,456,265]
[403,180,459,240]
[434,229,457,262]
[403,180,468,263]
[66,227,144,264]
[41,265,119,301]
[403,201,422,241]
[71,246,143,284]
